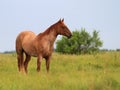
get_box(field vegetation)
[0,52,120,90]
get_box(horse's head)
[56,19,72,38]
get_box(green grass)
[0,52,120,90]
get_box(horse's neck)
[45,29,57,43]
[37,28,58,45]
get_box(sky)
[0,0,120,52]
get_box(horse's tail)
[16,33,24,72]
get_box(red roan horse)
[16,19,72,74]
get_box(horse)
[16,19,72,74]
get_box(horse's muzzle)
[68,34,72,39]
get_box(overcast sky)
[0,0,120,52]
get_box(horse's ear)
[59,19,62,22]
[62,18,64,22]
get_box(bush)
[56,28,103,54]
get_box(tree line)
[56,28,103,54]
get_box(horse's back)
[16,31,36,54]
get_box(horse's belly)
[29,52,37,57]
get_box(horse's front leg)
[45,56,51,73]
[37,55,42,72]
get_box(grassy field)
[0,52,120,90]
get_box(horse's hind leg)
[17,53,24,72]
[24,53,31,73]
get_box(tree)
[56,28,103,54]
[88,30,103,53]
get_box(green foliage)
[56,28,103,54]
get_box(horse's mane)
[44,21,58,34]
[37,21,59,37]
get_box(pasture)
[0,52,120,90]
